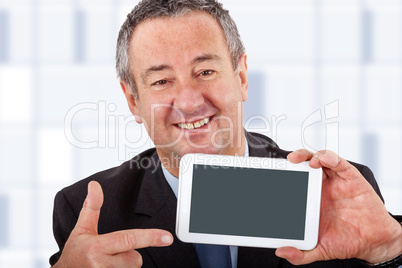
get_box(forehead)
[129,11,231,71]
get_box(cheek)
[210,82,243,110]
[136,94,171,120]
[144,105,177,131]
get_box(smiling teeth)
[178,117,210,130]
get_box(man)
[50,0,402,267]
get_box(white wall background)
[0,0,401,267]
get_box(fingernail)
[161,234,173,244]
[288,151,298,159]
[275,248,284,258]
[294,150,304,155]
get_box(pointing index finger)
[100,229,173,255]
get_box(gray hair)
[115,0,245,98]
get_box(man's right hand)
[53,181,173,267]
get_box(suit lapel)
[135,151,200,267]
[246,130,290,159]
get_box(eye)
[200,70,215,76]
[152,80,167,86]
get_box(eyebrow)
[141,64,172,83]
[192,53,223,64]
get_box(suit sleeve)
[49,190,80,266]
[356,164,384,203]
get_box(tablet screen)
[189,164,309,240]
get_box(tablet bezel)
[176,153,322,250]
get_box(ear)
[120,82,143,124]
[237,53,248,102]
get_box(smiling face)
[121,11,248,176]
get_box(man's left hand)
[275,149,402,265]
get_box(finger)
[312,151,361,181]
[287,149,314,163]
[73,181,104,236]
[275,247,324,266]
[100,229,173,254]
[313,150,340,168]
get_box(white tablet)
[176,153,322,250]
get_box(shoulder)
[246,131,385,202]
[248,131,279,147]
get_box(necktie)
[194,243,232,268]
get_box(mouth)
[177,117,210,130]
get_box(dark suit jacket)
[50,131,390,267]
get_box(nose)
[173,81,204,115]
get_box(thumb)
[72,181,104,236]
[275,247,322,265]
